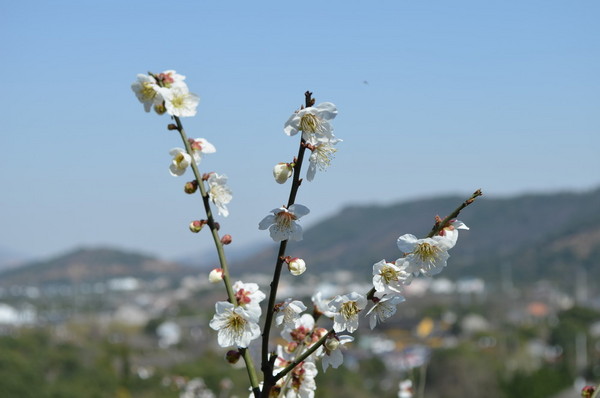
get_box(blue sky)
[2,1,599,263]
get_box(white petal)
[258,214,275,230]
[289,204,310,218]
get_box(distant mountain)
[0,247,192,286]
[232,187,600,290]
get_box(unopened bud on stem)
[209,268,224,283]
[221,234,232,245]
[273,163,294,184]
[184,180,198,194]
[189,220,205,233]
[286,257,306,276]
[225,350,241,364]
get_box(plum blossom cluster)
[131,70,200,117]
[133,73,481,398]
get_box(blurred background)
[1,1,599,397]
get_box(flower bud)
[167,123,178,131]
[582,386,597,398]
[221,234,233,245]
[209,268,224,283]
[287,257,306,276]
[154,103,167,115]
[273,163,293,184]
[325,337,340,351]
[189,220,204,233]
[225,350,241,364]
[184,180,198,194]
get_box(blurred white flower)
[131,73,162,112]
[207,173,232,217]
[367,292,405,330]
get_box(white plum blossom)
[131,74,162,112]
[439,219,469,248]
[258,204,310,242]
[321,335,354,372]
[306,137,341,182]
[209,301,260,348]
[169,148,192,176]
[283,361,318,398]
[188,138,216,164]
[232,281,265,319]
[329,292,367,333]
[273,163,294,184]
[161,84,200,117]
[284,102,337,142]
[367,292,405,330]
[275,299,307,330]
[311,291,335,319]
[372,259,413,294]
[207,173,232,217]
[281,313,315,343]
[397,234,453,277]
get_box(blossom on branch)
[168,148,192,176]
[397,234,453,277]
[188,138,216,164]
[372,259,413,294]
[258,204,310,242]
[329,292,367,333]
[207,173,232,217]
[232,281,265,319]
[367,292,405,330]
[209,301,260,348]
[160,84,200,117]
[275,299,307,330]
[320,334,354,372]
[284,102,337,142]
[439,219,469,248]
[131,74,162,112]
[306,137,341,182]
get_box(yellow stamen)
[340,301,359,320]
[413,242,440,263]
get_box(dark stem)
[260,92,313,398]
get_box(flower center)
[300,113,320,133]
[175,153,187,168]
[380,264,399,284]
[275,211,296,229]
[340,301,359,320]
[413,242,440,263]
[172,93,185,108]
[141,82,157,101]
[226,312,247,332]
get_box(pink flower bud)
[221,234,233,245]
[287,257,306,276]
[189,220,204,233]
[208,268,224,283]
